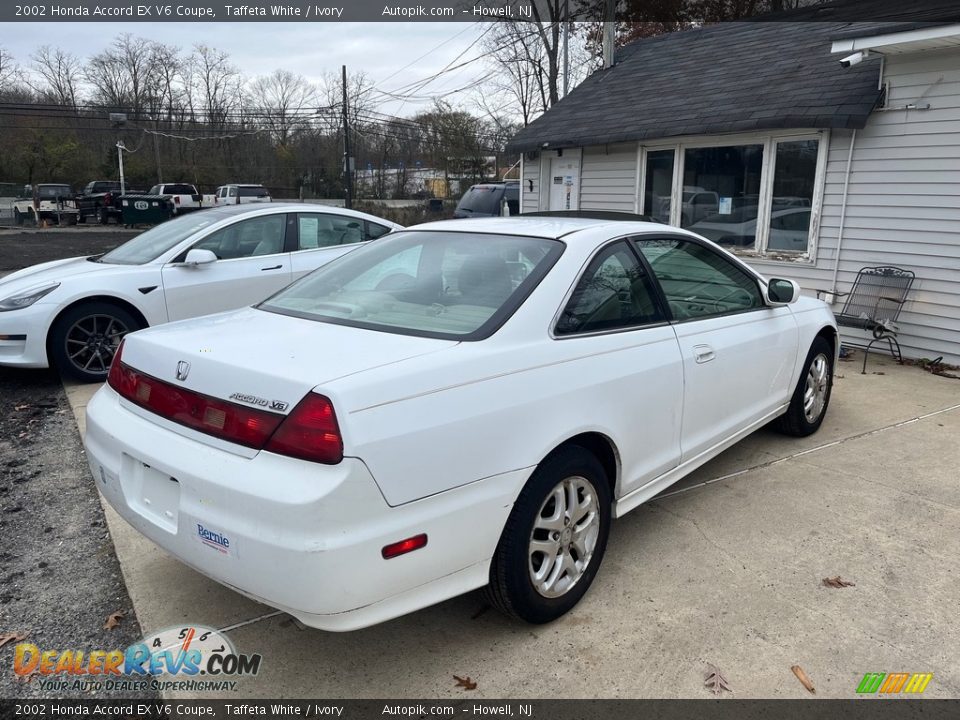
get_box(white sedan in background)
[0,204,400,381]
[84,216,837,631]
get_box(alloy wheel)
[64,314,130,376]
[803,353,829,423]
[528,475,600,598]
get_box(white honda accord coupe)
[0,204,400,381]
[84,216,837,631]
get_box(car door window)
[297,213,366,249]
[556,241,663,336]
[635,237,762,320]
[192,215,286,259]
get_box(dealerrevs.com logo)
[856,672,933,695]
[14,625,261,693]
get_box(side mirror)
[183,248,218,266]
[766,278,801,306]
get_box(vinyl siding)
[521,154,540,212]
[751,47,960,364]
[579,143,638,213]
[515,46,960,364]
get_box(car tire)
[775,336,833,437]
[485,445,611,624]
[96,207,108,225]
[14,209,23,225]
[77,213,86,224]
[49,302,141,383]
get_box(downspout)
[829,128,857,295]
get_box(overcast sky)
[3,22,489,115]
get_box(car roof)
[189,202,402,226]
[409,215,671,240]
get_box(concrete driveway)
[64,353,960,699]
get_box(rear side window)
[239,186,270,198]
[556,241,663,335]
[366,221,392,239]
[297,213,366,249]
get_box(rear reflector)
[381,534,428,559]
[107,340,343,463]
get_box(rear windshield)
[38,186,72,198]
[161,184,197,195]
[456,186,502,214]
[239,186,270,198]
[260,230,563,340]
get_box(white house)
[510,20,960,365]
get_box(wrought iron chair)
[817,266,915,374]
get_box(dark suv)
[453,181,520,218]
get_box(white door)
[161,214,292,321]
[636,236,798,461]
[549,157,580,211]
[555,240,683,496]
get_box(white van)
[215,184,272,205]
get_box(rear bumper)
[84,385,529,631]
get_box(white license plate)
[122,455,180,533]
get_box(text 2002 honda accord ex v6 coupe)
[84,216,837,631]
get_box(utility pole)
[342,64,353,209]
[562,0,569,97]
[116,142,126,195]
[603,0,616,69]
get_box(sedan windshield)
[260,231,563,339]
[98,212,221,265]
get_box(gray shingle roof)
[507,22,886,153]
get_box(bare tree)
[0,46,23,88]
[189,44,242,128]
[248,69,318,146]
[31,46,81,108]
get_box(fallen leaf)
[104,610,126,630]
[791,665,816,694]
[0,631,28,649]
[13,404,29,411]
[704,663,732,695]
[453,675,478,691]
[822,576,855,588]
[14,670,38,684]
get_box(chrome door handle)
[693,344,715,364]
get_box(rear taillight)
[265,394,343,465]
[108,345,283,448]
[174,196,180,204]
[104,192,112,204]
[107,342,343,464]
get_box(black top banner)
[3,0,960,23]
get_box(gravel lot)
[0,227,155,699]
[0,227,134,274]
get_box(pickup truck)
[12,184,79,226]
[76,180,124,224]
[147,183,204,215]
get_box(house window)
[767,139,818,252]
[681,145,763,245]
[639,133,824,259]
[644,149,675,224]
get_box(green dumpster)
[120,194,175,226]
